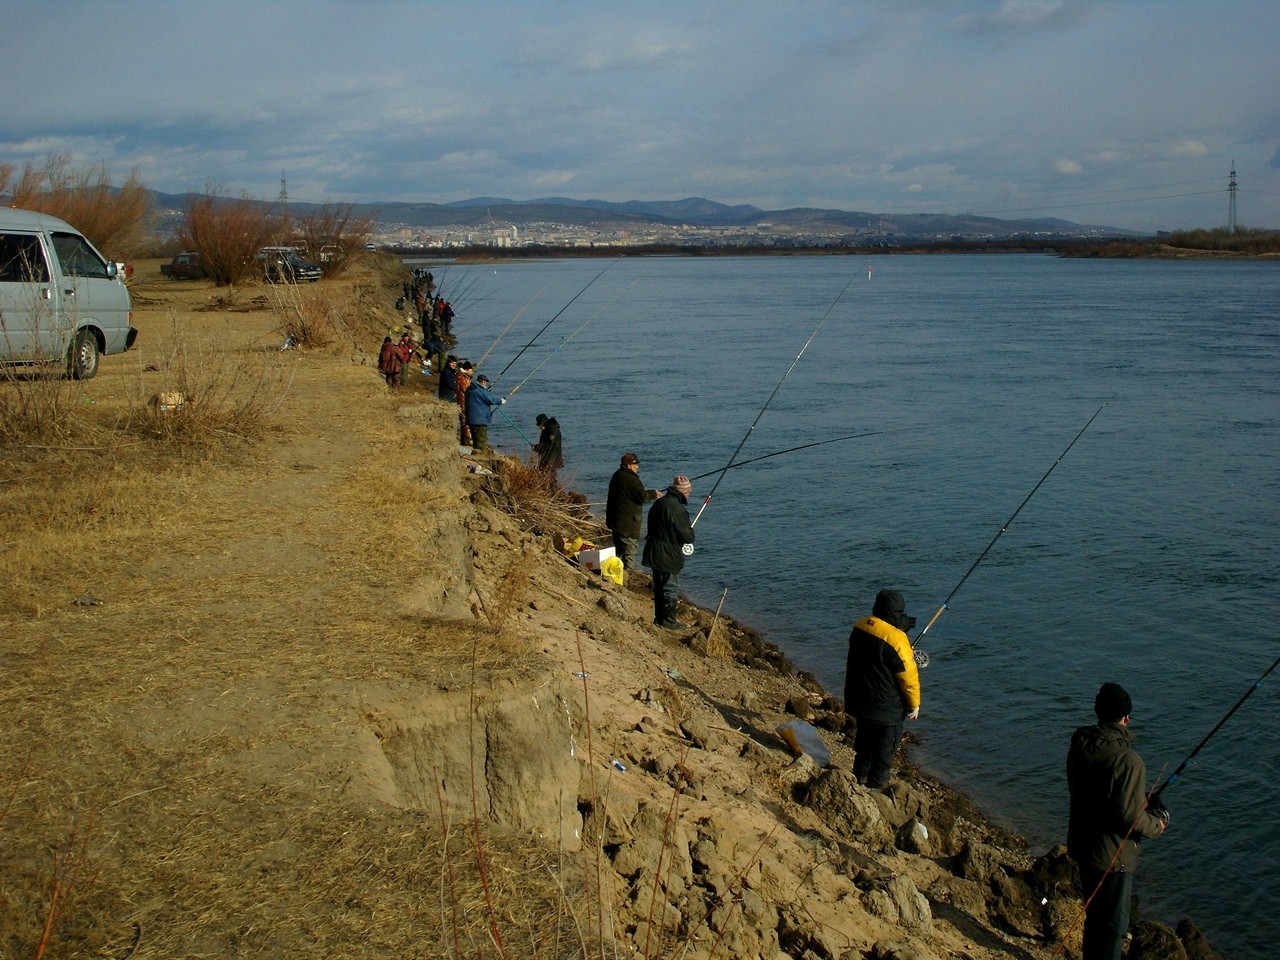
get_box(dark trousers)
[470,424,489,451]
[611,532,639,571]
[1080,867,1132,960]
[852,717,903,789]
[651,570,679,624]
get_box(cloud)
[1167,139,1209,158]
[1053,159,1084,175]
[949,0,1095,36]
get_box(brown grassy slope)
[1,258,1072,960]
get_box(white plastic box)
[575,545,616,573]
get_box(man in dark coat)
[533,413,564,486]
[642,475,695,629]
[606,452,661,572]
[843,589,921,789]
[1067,682,1170,960]
[437,355,457,401]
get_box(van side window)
[0,233,51,283]
[51,231,110,279]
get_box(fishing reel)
[913,650,930,669]
[681,543,695,556]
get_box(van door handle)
[64,288,75,298]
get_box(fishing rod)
[688,430,894,482]
[474,285,548,370]
[911,401,1108,662]
[503,279,639,401]
[497,404,533,445]
[1150,649,1280,800]
[492,258,619,385]
[689,270,862,529]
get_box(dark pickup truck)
[160,252,204,280]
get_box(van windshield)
[51,231,110,279]
[0,233,51,283]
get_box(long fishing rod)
[690,270,862,528]
[689,430,893,481]
[1150,649,1280,800]
[474,285,548,370]
[503,279,639,401]
[912,401,1108,660]
[492,258,619,385]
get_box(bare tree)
[181,186,279,286]
[0,155,153,258]
[291,204,374,277]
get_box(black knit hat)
[1094,682,1133,722]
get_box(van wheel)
[68,329,100,380]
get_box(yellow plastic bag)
[600,555,624,585]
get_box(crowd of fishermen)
[377,267,1171,960]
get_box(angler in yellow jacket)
[842,589,921,789]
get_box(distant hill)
[147,191,1133,238]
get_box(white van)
[0,208,137,379]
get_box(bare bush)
[0,368,88,447]
[291,204,374,278]
[268,280,359,349]
[0,155,152,258]
[181,187,279,286]
[132,313,294,453]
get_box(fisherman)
[464,373,504,452]
[1067,682,1170,960]
[395,331,420,370]
[377,335,402,388]
[606,452,661,572]
[842,589,920,790]
[455,361,474,446]
[642,475,695,629]
[532,413,564,485]
[437,355,458,402]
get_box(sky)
[5,0,1279,233]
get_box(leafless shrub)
[268,279,359,350]
[131,313,293,453]
[291,204,374,278]
[0,155,153,258]
[181,186,279,286]
[496,456,598,540]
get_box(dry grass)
[0,258,620,960]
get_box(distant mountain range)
[149,191,1134,238]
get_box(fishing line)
[912,401,1108,665]
[492,258,619,385]
[1150,649,1280,800]
[504,279,640,401]
[688,430,894,482]
[474,285,549,370]
[689,270,862,533]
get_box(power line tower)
[1227,161,1237,233]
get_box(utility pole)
[1227,161,1237,233]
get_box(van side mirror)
[106,261,119,279]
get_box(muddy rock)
[804,768,894,848]
[1131,918,1191,960]
[1176,919,1225,960]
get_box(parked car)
[160,251,204,280]
[0,207,137,379]
[257,246,322,283]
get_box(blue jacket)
[465,382,501,426]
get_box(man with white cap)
[641,475,695,629]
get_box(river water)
[414,252,1279,959]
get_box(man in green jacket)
[1067,682,1170,960]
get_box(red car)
[160,252,204,280]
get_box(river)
[413,252,1279,959]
